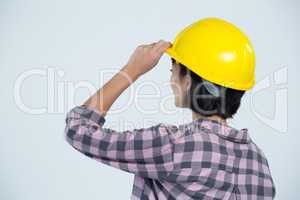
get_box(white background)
[1,0,299,199]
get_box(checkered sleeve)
[64,105,176,180]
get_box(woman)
[64,18,276,199]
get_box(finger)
[137,44,146,50]
[137,42,156,52]
[155,41,172,55]
[153,40,171,53]
[144,42,157,50]
[152,40,165,52]
[149,42,157,46]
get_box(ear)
[183,74,192,92]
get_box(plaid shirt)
[64,105,276,200]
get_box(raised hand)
[125,39,171,77]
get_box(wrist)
[121,64,141,82]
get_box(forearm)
[82,40,170,116]
[82,65,140,116]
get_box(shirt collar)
[179,118,251,144]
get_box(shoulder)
[249,141,271,166]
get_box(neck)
[192,111,226,124]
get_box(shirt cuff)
[67,104,106,126]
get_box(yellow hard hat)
[166,17,255,91]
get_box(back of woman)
[64,18,276,199]
[162,119,275,199]
[64,104,276,199]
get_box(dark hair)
[172,58,245,119]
